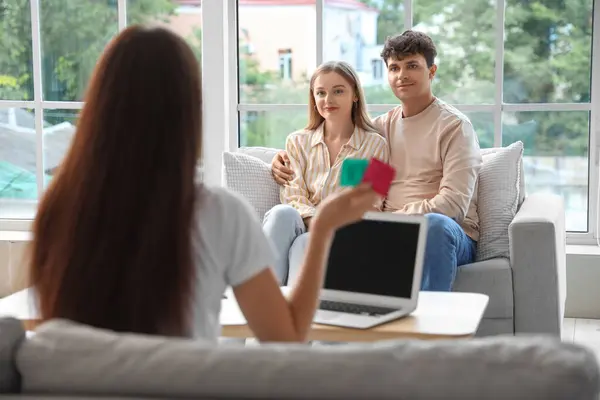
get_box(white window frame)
[1,0,599,246]
[371,59,384,80]
[0,0,226,231]
[278,49,293,80]
[228,0,600,245]
[0,0,128,231]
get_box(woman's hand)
[271,150,294,185]
[232,183,380,344]
[311,183,381,234]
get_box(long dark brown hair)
[28,25,202,336]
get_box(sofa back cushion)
[480,144,526,208]
[476,141,525,261]
[0,317,24,393]
[16,319,600,399]
[222,150,280,221]
[238,146,279,164]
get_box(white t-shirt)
[190,185,275,341]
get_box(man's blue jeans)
[421,213,477,291]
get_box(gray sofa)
[0,317,598,399]
[224,145,567,338]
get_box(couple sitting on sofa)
[26,25,481,346]
[265,30,483,292]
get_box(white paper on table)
[220,290,247,325]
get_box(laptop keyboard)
[318,300,399,316]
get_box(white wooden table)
[0,287,489,341]
[221,288,489,341]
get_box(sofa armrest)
[509,193,566,336]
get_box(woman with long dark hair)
[27,25,379,342]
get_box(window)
[278,49,293,80]
[0,0,202,224]
[237,0,314,148]
[235,0,599,242]
[2,0,598,242]
[372,59,383,80]
[324,1,387,91]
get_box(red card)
[361,158,396,196]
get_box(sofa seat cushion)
[454,258,514,319]
[17,319,600,399]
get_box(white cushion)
[476,141,524,261]
[480,146,526,207]
[222,151,280,221]
[238,146,279,164]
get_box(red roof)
[174,0,378,12]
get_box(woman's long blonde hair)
[306,60,378,133]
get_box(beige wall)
[0,239,29,297]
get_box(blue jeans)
[262,204,308,285]
[421,213,477,291]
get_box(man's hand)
[271,150,294,185]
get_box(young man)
[271,30,482,291]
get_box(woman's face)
[312,71,357,123]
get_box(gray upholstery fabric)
[17,319,600,399]
[0,317,24,393]
[476,318,515,337]
[509,193,567,336]
[454,258,514,319]
[0,397,162,400]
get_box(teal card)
[340,158,369,186]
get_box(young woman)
[27,26,380,343]
[263,61,389,285]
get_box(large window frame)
[0,0,128,231]
[0,0,207,231]
[1,0,599,247]
[224,0,600,246]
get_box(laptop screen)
[323,218,421,299]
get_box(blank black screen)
[324,219,420,298]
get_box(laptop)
[313,211,428,329]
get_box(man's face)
[386,54,436,102]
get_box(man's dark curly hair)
[380,30,437,68]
